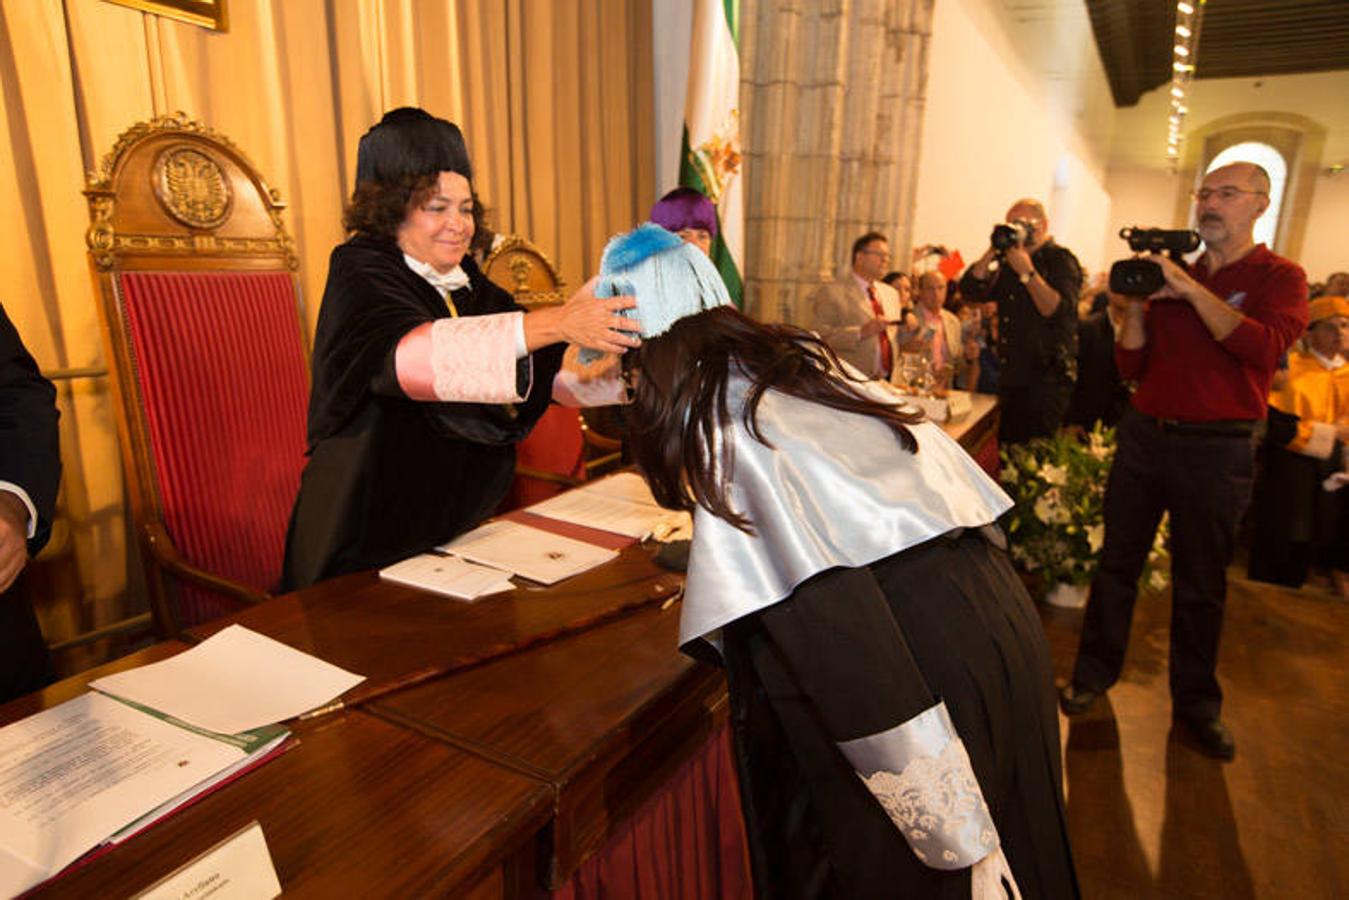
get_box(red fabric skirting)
[552,721,753,900]
[974,433,1001,479]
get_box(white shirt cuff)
[1301,421,1337,460]
[0,482,38,538]
[514,314,528,359]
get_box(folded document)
[380,552,516,600]
[525,472,690,540]
[440,520,618,585]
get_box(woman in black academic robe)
[283,108,639,588]
[595,225,1078,899]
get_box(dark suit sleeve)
[0,304,61,555]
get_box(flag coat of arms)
[681,0,744,307]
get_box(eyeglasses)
[1191,186,1268,203]
[861,249,891,262]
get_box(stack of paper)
[380,552,515,600]
[526,472,691,540]
[0,626,363,896]
[440,520,618,584]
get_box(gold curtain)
[0,0,652,665]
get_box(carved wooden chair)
[85,113,309,637]
[482,237,625,508]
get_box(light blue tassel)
[581,222,732,363]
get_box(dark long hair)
[627,305,923,533]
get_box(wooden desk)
[373,602,729,886]
[9,401,1001,897]
[944,391,1000,474]
[3,649,553,900]
[185,544,682,700]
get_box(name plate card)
[133,822,281,900]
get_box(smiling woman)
[282,108,642,589]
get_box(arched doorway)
[1205,142,1287,248]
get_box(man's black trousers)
[1071,409,1255,721]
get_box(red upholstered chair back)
[509,405,588,508]
[481,235,626,509]
[85,114,309,636]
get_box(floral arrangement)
[999,425,1169,596]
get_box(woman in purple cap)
[650,186,718,257]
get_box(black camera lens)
[1119,227,1200,254]
[1110,258,1166,296]
[991,223,1021,251]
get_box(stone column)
[741,0,934,323]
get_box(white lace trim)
[858,736,998,869]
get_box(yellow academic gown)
[1249,350,1349,585]
[1270,350,1349,457]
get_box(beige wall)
[1112,71,1349,279]
[1100,165,1188,269]
[1302,173,1349,284]
[911,0,1114,277]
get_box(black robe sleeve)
[306,235,562,448]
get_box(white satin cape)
[680,375,1014,651]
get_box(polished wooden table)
[945,390,1000,474]
[2,648,554,899]
[185,543,682,703]
[10,400,999,896]
[6,538,709,898]
[373,601,727,887]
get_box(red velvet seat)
[85,113,308,636]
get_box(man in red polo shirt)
[1059,162,1308,761]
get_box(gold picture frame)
[101,0,228,32]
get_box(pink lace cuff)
[395,313,528,403]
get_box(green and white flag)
[681,0,744,307]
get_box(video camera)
[1108,227,1201,295]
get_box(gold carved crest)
[153,145,233,229]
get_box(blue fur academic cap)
[581,223,731,362]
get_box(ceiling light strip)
[1166,0,1206,168]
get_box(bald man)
[1059,162,1309,762]
[959,198,1082,443]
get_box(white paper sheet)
[90,625,365,735]
[440,520,617,584]
[0,692,243,897]
[380,553,515,600]
[526,472,688,539]
[132,821,282,900]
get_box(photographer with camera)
[1059,163,1309,761]
[959,198,1082,443]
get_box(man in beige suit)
[804,232,903,381]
